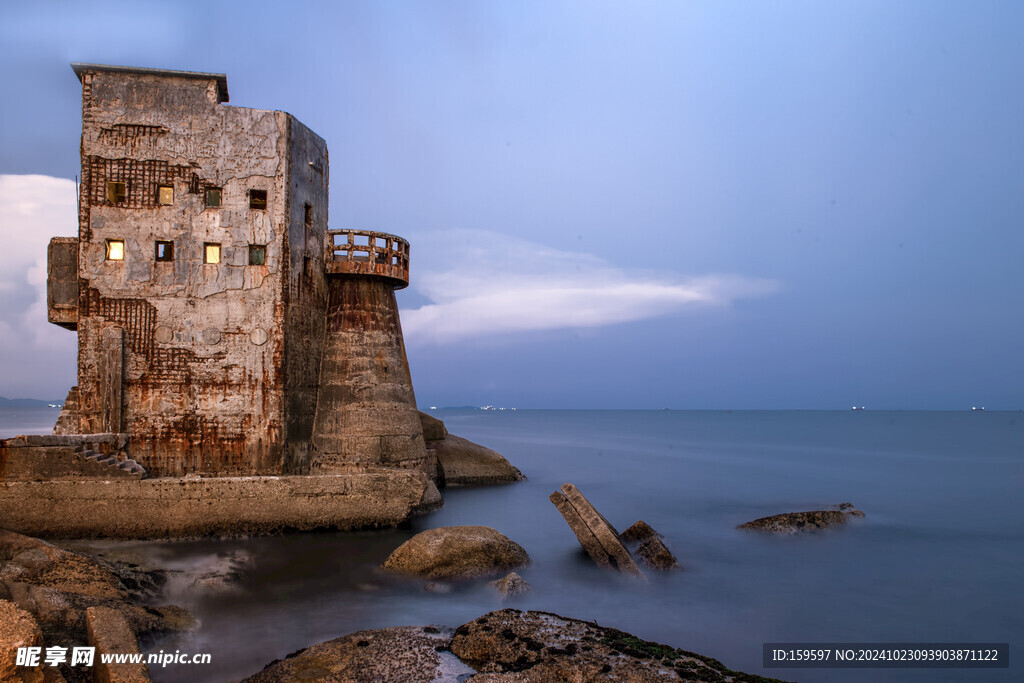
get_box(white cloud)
[402,230,778,345]
[0,175,78,398]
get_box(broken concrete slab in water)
[549,483,645,578]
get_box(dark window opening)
[157,185,173,205]
[155,241,174,261]
[303,255,312,276]
[106,182,126,205]
[249,244,266,265]
[304,203,312,229]
[205,187,221,208]
[249,189,267,210]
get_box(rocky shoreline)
[242,609,792,683]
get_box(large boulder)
[451,609,792,682]
[549,483,644,577]
[381,526,529,580]
[431,435,524,487]
[0,600,48,683]
[738,503,865,534]
[242,625,475,682]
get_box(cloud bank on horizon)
[402,230,778,345]
[0,174,78,398]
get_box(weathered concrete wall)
[310,277,430,475]
[0,473,427,538]
[281,116,330,475]
[73,68,295,476]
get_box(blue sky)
[1,1,1022,409]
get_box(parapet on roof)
[70,63,229,103]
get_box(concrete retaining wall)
[0,472,427,539]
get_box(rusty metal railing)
[324,229,409,288]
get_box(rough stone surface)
[0,599,46,683]
[242,626,475,683]
[489,572,531,600]
[0,472,427,538]
[381,526,529,580]
[549,483,644,577]
[450,609,791,682]
[619,520,658,543]
[635,537,681,571]
[86,606,152,682]
[0,529,192,651]
[433,435,524,488]
[738,504,866,534]
[418,411,448,442]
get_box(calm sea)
[3,408,1022,682]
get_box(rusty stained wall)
[75,70,291,476]
[281,117,329,475]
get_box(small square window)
[106,181,126,205]
[249,190,267,210]
[205,187,221,208]
[249,244,266,265]
[155,241,174,261]
[204,243,221,264]
[157,185,173,205]
[106,239,125,261]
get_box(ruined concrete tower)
[46,64,430,479]
[310,232,431,476]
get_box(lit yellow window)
[158,185,173,205]
[204,243,221,264]
[106,239,125,261]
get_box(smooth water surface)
[6,409,1022,682]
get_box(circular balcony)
[324,229,409,289]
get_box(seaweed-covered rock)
[381,526,529,580]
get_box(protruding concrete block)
[86,606,152,682]
[549,483,644,578]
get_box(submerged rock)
[489,572,532,599]
[635,536,681,571]
[431,434,524,487]
[381,526,529,580]
[549,483,644,577]
[738,504,866,534]
[242,625,474,683]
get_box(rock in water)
[489,572,532,599]
[242,625,475,683]
[738,504,866,534]
[549,483,644,577]
[636,537,681,570]
[431,434,525,487]
[451,609,793,682]
[381,526,529,580]
[619,519,659,543]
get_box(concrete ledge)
[0,473,428,539]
